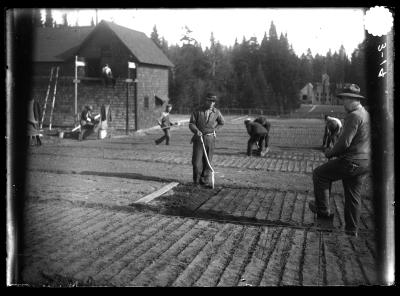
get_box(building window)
[155,95,164,107]
[144,96,149,109]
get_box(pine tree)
[268,21,278,40]
[150,25,161,48]
[348,41,366,94]
[32,9,43,27]
[44,9,53,27]
[62,13,69,27]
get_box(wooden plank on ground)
[134,182,179,204]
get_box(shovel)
[200,136,215,189]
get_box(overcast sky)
[47,8,366,57]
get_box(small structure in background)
[299,83,315,104]
[299,74,344,105]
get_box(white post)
[75,55,78,116]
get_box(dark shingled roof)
[99,21,173,67]
[33,20,173,68]
[33,21,173,68]
[33,26,93,62]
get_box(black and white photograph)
[6,7,395,287]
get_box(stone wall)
[31,66,169,132]
[135,66,169,130]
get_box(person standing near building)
[27,97,42,146]
[102,64,115,87]
[322,114,343,149]
[155,104,177,145]
[244,119,269,157]
[98,104,112,139]
[189,93,224,188]
[309,84,370,237]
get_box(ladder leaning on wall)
[48,66,59,130]
[40,66,54,129]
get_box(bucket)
[58,131,64,139]
[99,129,107,139]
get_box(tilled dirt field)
[20,115,377,286]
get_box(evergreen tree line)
[151,23,367,113]
[32,10,366,113]
[32,9,95,28]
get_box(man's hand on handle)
[324,148,332,159]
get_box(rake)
[200,136,215,189]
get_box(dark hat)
[205,92,217,101]
[244,118,251,124]
[337,84,365,99]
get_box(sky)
[46,8,366,57]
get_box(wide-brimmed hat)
[336,84,365,99]
[205,92,218,101]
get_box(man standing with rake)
[189,93,224,188]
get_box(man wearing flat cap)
[189,93,224,188]
[309,84,370,237]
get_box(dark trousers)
[248,134,267,156]
[257,134,269,149]
[79,124,97,141]
[192,135,215,183]
[312,157,369,232]
[155,128,170,145]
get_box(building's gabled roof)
[33,26,94,62]
[85,20,174,67]
[33,21,174,68]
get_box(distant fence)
[174,106,345,119]
[174,107,282,116]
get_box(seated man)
[244,119,269,157]
[322,114,342,149]
[254,116,271,153]
[78,105,99,141]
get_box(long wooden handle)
[200,136,214,173]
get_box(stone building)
[299,74,341,105]
[32,20,174,132]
